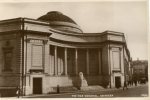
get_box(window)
[3,47,13,71]
[112,51,120,70]
[32,45,43,67]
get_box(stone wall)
[25,74,103,95]
[0,33,21,96]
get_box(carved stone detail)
[26,38,48,44]
[78,72,88,88]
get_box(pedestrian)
[134,80,137,86]
[16,86,20,98]
[131,80,133,86]
[128,80,130,86]
[123,81,128,90]
[57,85,60,93]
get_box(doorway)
[115,76,121,88]
[33,78,42,94]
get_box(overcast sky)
[0,1,148,60]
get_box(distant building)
[132,59,148,81]
[0,11,131,96]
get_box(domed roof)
[37,11,83,33]
[38,11,76,24]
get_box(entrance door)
[33,78,42,94]
[115,76,121,88]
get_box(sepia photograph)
[0,0,149,98]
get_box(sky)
[0,1,148,60]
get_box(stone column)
[44,40,50,74]
[75,48,78,75]
[54,46,57,75]
[98,49,101,75]
[86,49,89,75]
[64,48,67,75]
[120,47,124,74]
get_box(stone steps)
[60,86,78,92]
[80,85,104,91]
[51,85,104,93]
[51,86,78,93]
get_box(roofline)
[0,30,51,36]
[49,28,125,37]
[49,37,126,44]
[0,17,49,25]
[0,17,125,36]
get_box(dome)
[38,11,76,24]
[37,11,83,33]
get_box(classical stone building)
[0,11,131,96]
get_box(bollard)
[57,85,60,93]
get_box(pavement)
[3,83,149,98]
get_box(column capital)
[43,40,48,44]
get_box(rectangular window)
[4,52,12,71]
[32,45,43,67]
[112,51,120,70]
[2,47,13,72]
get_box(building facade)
[132,59,148,82]
[0,11,131,96]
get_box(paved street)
[23,83,148,98]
